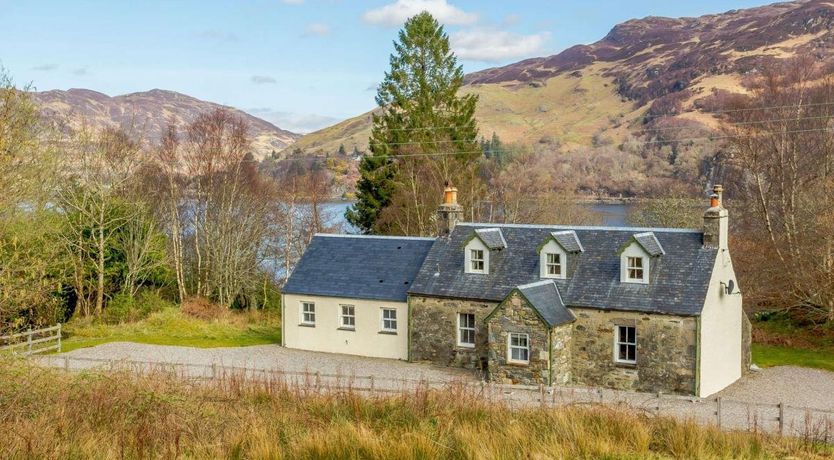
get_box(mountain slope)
[31,88,300,160]
[294,0,834,153]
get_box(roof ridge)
[314,233,436,241]
[461,222,702,234]
[517,279,555,289]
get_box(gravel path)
[37,343,834,439]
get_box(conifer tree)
[346,12,481,234]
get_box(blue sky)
[1,0,770,133]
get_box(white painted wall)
[539,240,567,279]
[282,294,408,360]
[464,237,489,274]
[698,248,743,397]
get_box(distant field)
[751,315,834,372]
[61,307,281,352]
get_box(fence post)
[370,376,375,395]
[57,323,62,353]
[27,328,32,355]
[64,356,70,371]
[716,397,722,428]
[778,402,784,435]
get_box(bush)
[102,291,172,324]
[181,297,226,321]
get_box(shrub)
[181,297,226,321]
[103,290,173,324]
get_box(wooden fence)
[0,324,61,356]
[35,354,834,442]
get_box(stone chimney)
[437,183,464,237]
[703,184,729,250]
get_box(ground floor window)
[615,325,637,364]
[381,308,397,332]
[458,313,475,347]
[508,333,530,364]
[301,302,315,325]
[340,304,355,329]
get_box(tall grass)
[0,359,829,459]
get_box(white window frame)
[300,301,315,326]
[339,304,355,330]
[464,238,489,274]
[457,313,476,348]
[621,244,650,284]
[380,308,397,333]
[546,253,562,277]
[539,240,567,279]
[470,249,485,273]
[626,256,646,282]
[507,333,530,364]
[614,325,637,364]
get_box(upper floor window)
[615,325,637,364]
[300,301,316,326]
[380,308,397,333]
[339,304,355,330]
[458,313,476,347]
[545,253,562,277]
[470,249,485,273]
[508,332,530,364]
[626,256,645,282]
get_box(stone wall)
[486,291,551,385]
[551,323,572,385]
[570,308,698,394]
[741,311,752,374]
[409,295,496,370]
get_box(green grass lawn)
[751,314,834,372]
[60,307,281,352]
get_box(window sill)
[614,361,637,369]
[337,327,355,332]
[506,361,529,367]
[378,330,397,335]
[299,323,315,328]
[457,344,476,349]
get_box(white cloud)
[72,66,89,76]
[281,0,304,4]
[303,22,331,37]
[248,108,341,134]
[251,75,277,85]
[451,29,549,62]
[363,0,477,26]
[31,64,58,71]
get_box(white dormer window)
[465,237,489,274]
[539,239,567,279]
[471,249,485,272]
[626,257,645,282]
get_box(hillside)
[31,88,300,160]
[294,0,834,153]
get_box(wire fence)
[35,354,834,443]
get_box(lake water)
[322,201,632,233]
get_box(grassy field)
[1,360,830,459]
[61,307,281,352]
[752,314,834,372]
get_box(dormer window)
[470,249,485,272]
[626,256,645,282]
[538,231,582,280]
[545,253,562,277]
[619,232,664,285]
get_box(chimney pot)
[710,193,720,208]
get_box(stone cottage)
[282,185,750,397]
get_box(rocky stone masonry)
[570,307,698,394]
[409,296,496,370]
[486,291,551,385]
[741,312,752,374]
[550,323,572,385]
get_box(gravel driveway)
[37,343,834,439]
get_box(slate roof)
[474,228,507,250]
[283,234,435,302]
[550,230,584,253]
[516,281,576,327]
[409,223,717,316]
[633,232,666,256]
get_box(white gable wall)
[698,249,743,397]
[464,237,490,274]
[620,243,650,284]
[282,293,408,360]
[539,239,567,279]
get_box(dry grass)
[0,360,830,459]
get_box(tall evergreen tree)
[346,12,481,234]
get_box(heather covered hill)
[295,0,834,153]
[31,88,300,160]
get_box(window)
[340,305,355,329]
[381,308,397,332]
[470,249,485,273]
[627,257,645,281]
[545,253,562,277]
[508,333,530,364]
[458,313,476,347]
[615,326,637,364]
[300,302,315,325]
